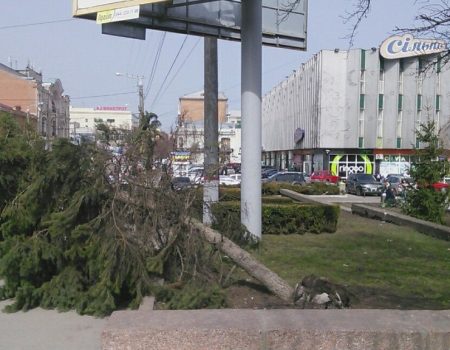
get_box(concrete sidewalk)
[0,300,107,350]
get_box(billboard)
[73,0,168,16]
[73,0,308,50]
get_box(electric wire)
[0,19,75,30]
[158,37,201,104]
[144,32,166,100]
[149,35,189,110]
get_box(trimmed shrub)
[262,196,294,204]
[262,182,339,196]
[219,187,240,202]
[211,201,339,236]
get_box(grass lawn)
[251,211,450,309]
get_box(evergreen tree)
[0,122,224,316]
[402,121,449,223]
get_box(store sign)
[380,34,446,59]
[330,154,374,178]
[96,5,139,24]
[95,106,128,111]
[170,151,190,162]
[294,128,305,143]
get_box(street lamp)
[115,72,144,118]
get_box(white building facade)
[174,112,242,166]
[69,106,138,140]
[262,43,450,178]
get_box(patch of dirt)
[225,280,293,309]
[224,279,445,310]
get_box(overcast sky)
[0,1,422,130]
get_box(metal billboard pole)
[241,0,262,240]
[203,36,219,225]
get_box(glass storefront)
[379,155,411,177]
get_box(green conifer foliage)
[0,119,224,316]
[402,121,450,223]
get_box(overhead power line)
[144,32,166,100]
[150,35,189,110]
[159,37,201,102]
[70,91,137,99]
[0,19,75,31]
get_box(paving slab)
[0,300,107,350]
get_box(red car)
[431,181,449,192]
[310,170,340,184]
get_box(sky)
[0,1,424,130]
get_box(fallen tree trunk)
[115,191,295,304]
[190,218,295,304]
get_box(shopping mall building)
[262,35,450,178]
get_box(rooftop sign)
[380,34,447,59]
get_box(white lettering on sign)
[339,165,364,174]
[380,34,446,59]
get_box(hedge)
[262,182,340,196]
[218,183,339,202]
[211,201,339,236]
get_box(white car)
[229,174,241,184]
[219,175,240,186]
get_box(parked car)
[171,176,192,191]
[310,170,340,184]
[261,168,278,179]
[431,181,449,192]
[219,175,240,186]
[229,173,241,184]
[188,166,204,184]
[265,171,306,185]
[385,174,413,195]
[346,173,383,196]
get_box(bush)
[262,182,339,196]
[211,201,339,236]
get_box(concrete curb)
[102,308,450,350]
[352,203,450,241]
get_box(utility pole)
[203,37,219,225]
[116,72,144,119]
[138,75,144,118]
[241,0,262,240]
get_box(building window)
[396,137,402,149]
[378,94,384,110]
[377,111,384,138]
[379,56,385,71]
[52,119,56,137]
[416,139,420,149]
[417,94,422,112]
[41,117,47,136]
[398,94,403,111]
[52,101,56,113]
[437,55,442,73]
[359,94,365,110]
[358,137,364,148]
[399,59,405,72]
[436,95,441,111]
[360,49,366,71]
[397,110,403,139]
[418,58,424,72]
